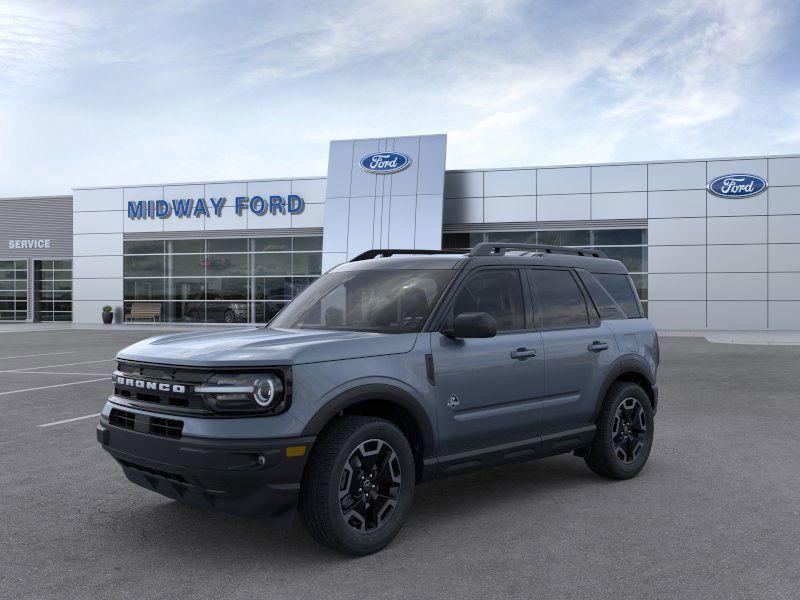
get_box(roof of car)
[333,246,630,275]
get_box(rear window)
[577,270,626,320]
[593,273,642,318]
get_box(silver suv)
[97,243,659,555]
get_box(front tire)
[299,416,415,555]
[584,382,654,479]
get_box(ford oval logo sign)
[707,174,768,198]
[359,152,411,174]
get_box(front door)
[433,268,545,456]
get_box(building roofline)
[445,152,800,174]
[0,195,72,201]
[72,175,326,192]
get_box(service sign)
[707,174,767,198]
[359,152,412,174]
[8,239,51,249]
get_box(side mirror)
[442,312,497,339]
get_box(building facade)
[0,196,73,322]
[3,133,799,331]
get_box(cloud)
[0,0,796,195]
[0,1,89,98]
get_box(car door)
[526,268,618,434]
[432,267,545,456]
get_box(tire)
[584,382,654,480]
[298,416,415,556]
[224,310,235,324]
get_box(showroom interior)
[1,134,798,331]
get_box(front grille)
[149,417,183,439]
[109,408,135,430]
[107,408,184,439]
[114,361,211,414]
[117,458,188,484]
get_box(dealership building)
[1,133,799,331]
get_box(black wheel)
[584,382,654,479]
[224,310,235,323]
[298,416,415,555]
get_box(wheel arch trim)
[300,383,436,459]
[595,355,657,419]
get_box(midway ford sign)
[127,194,305,220]
[707,174,768,198]
[359,152,411,174]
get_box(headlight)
[195,371,288,414]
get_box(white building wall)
[72,177,326,323]
[443,154,800,331]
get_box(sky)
[0,0,798,197]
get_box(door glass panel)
[447,269,525,332]
[529,269,589,329]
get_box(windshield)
[269,269,455,333]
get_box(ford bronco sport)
[97,243,659,555]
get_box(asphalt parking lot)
[1,327,799,599]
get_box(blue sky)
[1,0,798,196]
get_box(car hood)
[116,327,418,367]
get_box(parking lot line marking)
[0,351,76,360]
[10,371,110,376]
[38,413,101,427]
[0,378,109,396]
[1,359,115,373]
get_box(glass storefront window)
[124,254,165,277]
[169,254,206,277]
[593,229,647,246]
[253,237,292,252]
[207,253,247,276]
[254,252,292,276]
[0,260,27,321]
[124,240,165,255]
[170,239,205,254]
[208,238,248,253]
[36,260,71,322]
[122,236,322,324]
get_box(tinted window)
[529,269,589,329]
[448,269,525,332]
[594,273,642,318]
[577,270,625,320]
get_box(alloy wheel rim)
[339,438,402,533]
[612,397,647,464]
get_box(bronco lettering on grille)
[115,376,186,394]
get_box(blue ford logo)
[707,174,767,198]
[359,152,411,174]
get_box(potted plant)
[102,305,114,325]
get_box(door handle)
[510,348,537,360]
[588,341,610,352]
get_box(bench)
[126,302,162,323]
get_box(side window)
[593,273,642,318]
[447,269,525,332]
[529,269,590,329]
[577,269,626,320]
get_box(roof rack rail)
[468,243,608,259]
[349,248,470,262]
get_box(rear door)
[526,268,618,433]
[432,267,545,455]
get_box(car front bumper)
[96,408,314,520]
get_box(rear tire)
[584,382,654,479]
[298,416,415,556]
